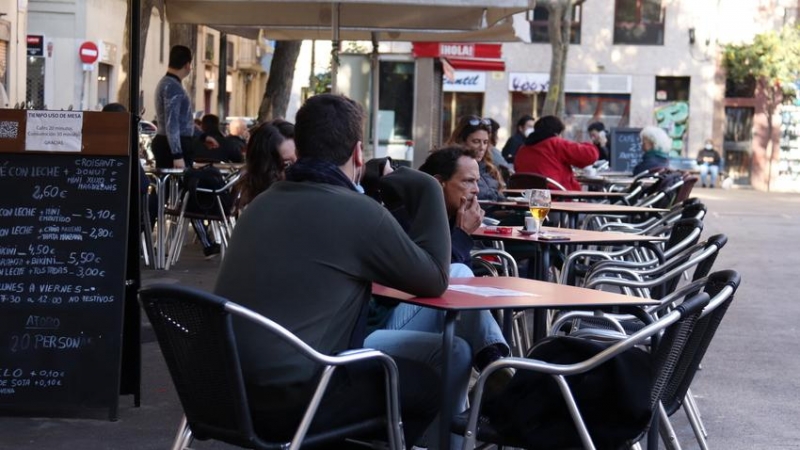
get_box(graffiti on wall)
[654,101,689,157]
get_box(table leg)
[156,176,166,270]
[439,310,458,450]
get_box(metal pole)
[371,32,380,158]
[217,32,228,121]
[330,2,340,94]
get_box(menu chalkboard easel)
[610,127,643,172]
[0,110,131,420]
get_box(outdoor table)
[472,226,667,340]
[479,200,667,229]
[502,188,628,201]
[373,277,658,450]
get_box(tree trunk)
[542,1,566,117]
[169,24,199,103]
[258,40,303,122]
[117,0,158,110]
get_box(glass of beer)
[526,189,551,237]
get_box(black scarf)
[284,158,357,192]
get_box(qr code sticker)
[0,121,19,139]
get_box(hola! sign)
[412,42,502,59]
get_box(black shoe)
[203,243,221,260]
[472,367,515,403]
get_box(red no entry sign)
[79,41,99,64]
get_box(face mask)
[524,127,534,137]
[353,158,364,194]
[704,144,713,150]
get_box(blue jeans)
[699,163,719,186]
[364,264,510,449]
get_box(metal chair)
[163,169,241,269]
[139,284,404,450]
[453,291,711,450]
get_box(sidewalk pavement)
[0,187,798,449]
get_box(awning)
[443,57,505,72]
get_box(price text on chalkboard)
[610,127,643,172]
[0,111,130,417]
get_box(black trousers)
[248,357,441,448]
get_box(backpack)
[181,164,233,217]
[482,336,654,449]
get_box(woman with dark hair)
[236,119,296,209]
[446,115,505,201]
[515,115,598,191]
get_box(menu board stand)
[610,127,643,173]
[0,110,136,420]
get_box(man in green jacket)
[215,94,457,448]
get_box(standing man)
[152,45,220,258]
[152,45,195,169]
[214,94,452,448]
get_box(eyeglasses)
[467,117,492,127]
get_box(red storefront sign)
[412,42,502,60]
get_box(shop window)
[614,0,665,45]
[529,5,582,44]
[204,33,214,61]
[378,61,415,142]
[226,41,235,67]
[655,76,690,102]
[442,92,484,143]
[25,56,45,110]
[564,93,631,141]
[510,92,546,125]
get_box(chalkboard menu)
[610,127,643,172]
[0,110,130,419]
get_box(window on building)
[204,33,214,61]
[529,5,582,44]
[564,93,631,141]
[655,76,690,101]
[378,61,415,142]
[442,93,484,142]
[510,92,546,124]
[614,0,665,45]
[725,75,756,98]
[226,41,234,67]
[723,107,754,184]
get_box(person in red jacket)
[514,115,598,191]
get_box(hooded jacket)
[514,131,598,191]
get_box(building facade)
[0,0,27,108]
[24,1,264,124]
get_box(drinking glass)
[526,189,551,237]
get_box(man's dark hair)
[201,114,221,134]
[516,114,534,129]
[587,121,606,133]
[168,45,193,70]
[294,94,364,165]
[534,115,565,137]
[419,146,474,181]
[101,102,126,113]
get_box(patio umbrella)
[164,0,534,88]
